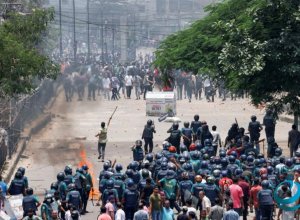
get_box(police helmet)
[295,150,300,157]
[200,161,208,169]
[116,163,123,172]
[166,170,176,179]
[243,135,250,142]
[219,150,226,158]
[221,170,228,177]
[261,180,269,188]
[195,140,202,150]
[183,121,190,128]
[161,161,168,170]
[213,169,221,178]
[15,171,22,179]
[203,153,209,160]
[279,156,285,164]
[146,153,154,162]
[274,148,282,156]
[247,155,255,163]
[189,144,196,151]
[64,165,72,175]
[17,167,26,176]
[135,140,143,147]
[68,183,76,191]
[221,158,228,167]
[147,119,153,126]
[57,172,65,181]
[194,114,199,121]
[184,163,193,172]
[267,166,274,174]
[251,115,257,121]
[127,179,135,188]
[71,211,79,219]
[173,122,179,130]
[155,153,163,160]
[130,161,139,170]
[106,180,114,189]
[228,155,236,163]
[104,172,112,179]
[207,176,215,184]
[230,151,238,158]
[103,162,110,170]
[210,156,215,164]
[240,154,247,162]
[125,169,134,178]
[26,187,33,195]
[50,182,58,190]
[235,168,243,176]
[163,141,171,150]
[169,146,177,153]
[214,156,221,165]
[82,165,89,171]
[254,159,261,166]
[204,139,212,147]
[141,169,150,178]
[286,158,293,167]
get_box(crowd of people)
[0,109,300,220]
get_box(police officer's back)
[8,171,26,196]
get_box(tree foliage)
[154,0,300,115]
[0,4,59,97]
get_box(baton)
[107,106,118,128]
[91,191,95,206]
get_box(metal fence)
[0,79,58,170]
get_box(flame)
[78,148,100,199]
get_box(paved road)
[14,88,291,219]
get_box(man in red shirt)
[249,178,262,220]
[238,175,250,220]
[229,177,244,216]
[98,206,112,220]
[219,171,233,194]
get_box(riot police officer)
[22,188,41,217]
[248,115,263,144]
[167,122,182,154]
[257,180,274,220]
[181,122,193,149]
[82,165,93,214]
[8,171,26,196]
[132,140,144,162]
[142,119,156,153]
[66,183,82,211]
[123,179,139,219]
[263,109,276,140]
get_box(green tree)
[155,0,300,117]
[0,4,59,97]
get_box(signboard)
[146,92,176,116]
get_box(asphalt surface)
[14,88,291,219]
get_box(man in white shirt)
[125,74,133,99]
[199,191,211,219]
[102,74,111,100]
[211,125,222,155]
[115,202,125,220]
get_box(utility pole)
[112,24,115,63]
[59,0,62,58]
[101,4,104,64]
[72,0,76,62]
[177,0,181,31]
[87,0,90,61]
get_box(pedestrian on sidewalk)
[288,124,300,157]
